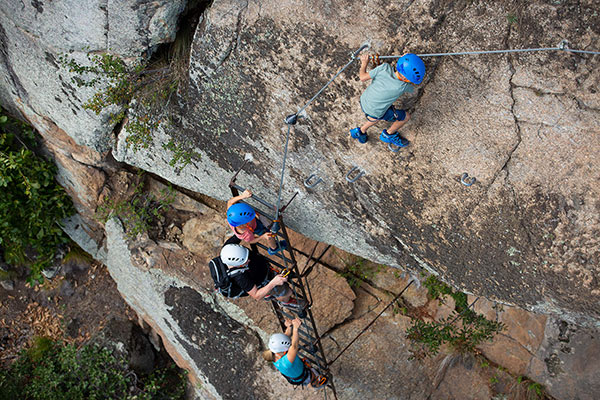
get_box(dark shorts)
[259,270,290,300]
[364,105,406,122]
[253,218,268,235]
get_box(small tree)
[406,276,504,358]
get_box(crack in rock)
[215,0,248,70]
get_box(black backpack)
[208,256,249,299]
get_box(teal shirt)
[360,63,414,118]
[273,353,304,379]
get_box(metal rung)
[267,251,295,265]
[279,308,311,323]
[255,243,295,264]
[299,339,318,353]
[298,324,314,334]
[299,327,316,338]
[278,309,308,323]
[230,184,277,211]
[299,345,325,362]
[300,352,326,369]
[270,275,302,290]
[230,167,337,400]
[261,254,293,273]
[298,327,316,339]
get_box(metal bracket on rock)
[304,174,324,189]
[388,143,402,153]
[351,43,370,59]
[284,113,298,125]
[558,39,569,51]
[460,173,476,187]
[346,166,365,183]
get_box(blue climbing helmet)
[396,54,425,84]
[226,203,256,227]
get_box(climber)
[262,318,328,389]
[349,53,425,147]
[226,189,287,255]
[219,236,306,310]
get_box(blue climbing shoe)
[268,240,288,256]
[350,127,368,144]
[379,129,409,147]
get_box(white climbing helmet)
[220,244,250,267]
[268,333,291,353]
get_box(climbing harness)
[345,166,365,183]
[304,173,324,189]
[460,173,476,187]
[369,53,382,67]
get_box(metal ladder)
[229,165,338,399]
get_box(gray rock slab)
[527,318,600,400]
[114,0,600,326]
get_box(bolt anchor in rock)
[460,173,476,187]
[285,113,298,125]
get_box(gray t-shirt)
[360,63,414,118]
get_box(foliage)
[96,177,175,240]
[58,52,175,150]
[338,257,383,288]
[423,275,453,302]
[0,110,74,284]
[511,376,549,400]
[162,139,201,172]
[59,50,196,167]
[407,276,504,358]
[0,337,186,400]
[423,275,473,313]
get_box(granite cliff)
[1,0,598,398]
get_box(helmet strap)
[395,70,411,83]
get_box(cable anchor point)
[558,39,569,51]
[351,43,370,60]
[285,113,298,125]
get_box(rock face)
[1,0,600,399]
[0,0,186,152]
[111,0,599,326]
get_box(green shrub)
[0,338,186,400]
[407,276,504,358]
[58,52,193,167]
[338,257,383,288]
[0,110,74,284]
[96,177,175,240]
[423,275,453,302]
